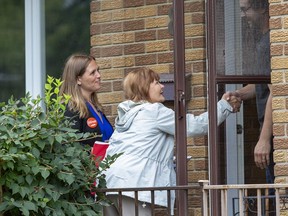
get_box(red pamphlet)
[91,141,109,167]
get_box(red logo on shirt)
[87,117,98,128]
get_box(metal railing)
[95,185,199,216]
[199,180,288,216]
[96,181,288,216]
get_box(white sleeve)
[155,99,233,137]
[186,99,233,136]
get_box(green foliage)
[0,76,119,216]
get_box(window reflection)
[0,0,90,103]
[0,0,25,102]
[45,0,90,79]
[215,0,270,76]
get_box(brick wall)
[269,1,288,184]
[90,0,207,214]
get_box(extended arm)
[235,84,256,100]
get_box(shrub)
[0,76,118,216]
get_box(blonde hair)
[123,67,160,102]
[60,54,102,118]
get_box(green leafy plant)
[0,76,119,216]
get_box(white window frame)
[25,0,45,99]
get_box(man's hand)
[254,138,271,169]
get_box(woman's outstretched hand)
[222,91,242,113]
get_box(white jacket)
[105,99,233,207]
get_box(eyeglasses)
[240,5,252,14]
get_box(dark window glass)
[0,0,25,102]
[215,0,270,76]
[45,0,90,79]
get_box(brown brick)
[193,85,207,97]
[158,29,172,40]
[146,17,168,29]
[284,44,288,55]
[192,13,205,24]
[90,1,100,12]
[101,0,122,10]
[124,43,145,55]
[188,171,208,182]
[149,64,170,73]
[185,63,193,73]
[91,35,112,46]
[274,149,288,163]
[123,0,144,8]
[91,11,112,23]
[192,61,206,73]
[186,49,206,61]
[90,47,101,58]
[274,164,288,176]
[135,6,157,18]
[271,71,284,84]
[124,20,145,31]
[99,81,112,93]
[112,8,135,21]
[273,124,285,136]
[284,17,288,29]
[158,4,171,15]
[184,38,193,49]
[270,4,288,16]
[135,30,156,42]
[192,136,208,146]
[271,57,288,69]
[270,30,288,43]
[270,17,282,29]
[194,159,208,170]
[98,91,124,104]
[184,14,192,25]
[113,80,123,91]
[271,44,283,56]
[97,58,112,69]
[101,45,123,57]
[90,24,101,35]
[158,52,173,64]
[273,110,288,123]
[103,105,112,116]
[135,54,157,65]
[272,84,288,96]
[146,41,169,53]
[101,68,125,80]
[274,137,288,149]
[185,2,205,13]
[112,32,135,44]
[188,98,207,110]
[192,37,205,48]
[101,22,123,34]
[185,25,205,37]
[273,97,286,110]
[112,56,134,68]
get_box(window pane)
[0,0,25,102]
[45,0,90,79]
[215,0,270,76]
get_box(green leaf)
[40,169,50,179]
[23,201,37,211]
[25,175,33,185]
[31,147,40,158]
[32,166,40,175]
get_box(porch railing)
[95,181,288,216]
[95,185,198,216]
[199,180,288,216]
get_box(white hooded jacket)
[104,99,233,208]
